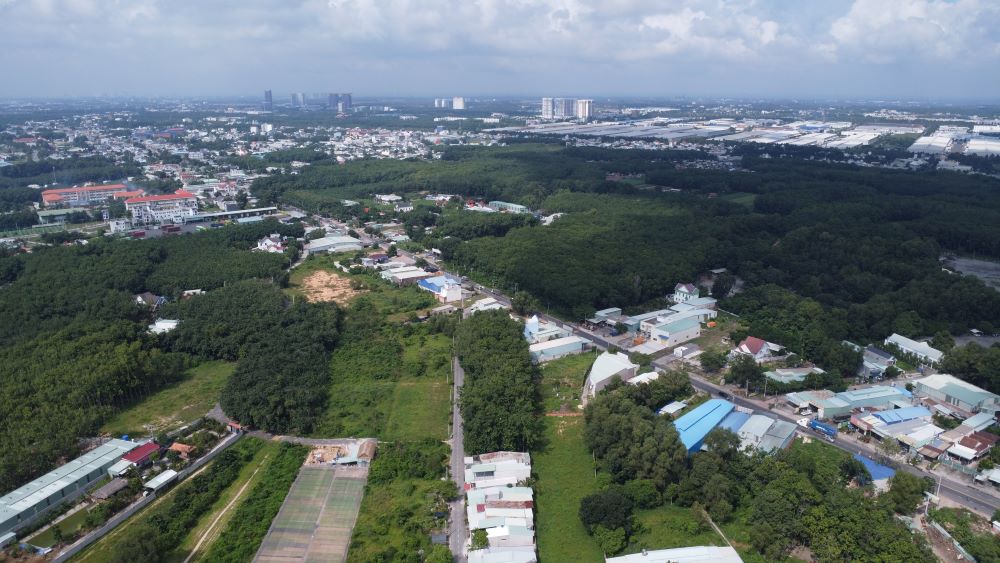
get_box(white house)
[464,452,531,489]
[256,234,286,253]
[885,333,944,365]
[375,194,403,203]
[672,283,699,303]
[732,336,783,363]
[648,317,701,347]
[584,351,639,398]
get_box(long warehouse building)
[0,439,138,536]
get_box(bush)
[579,489,634,534]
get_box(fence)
[52,432,242,563]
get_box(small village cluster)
[463,452,536,563]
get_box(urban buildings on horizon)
[264,90,352,111]
[541,97,592,120]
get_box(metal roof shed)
[673,399,735,452]
[143,470,178,493]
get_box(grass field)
[539,352,595,412]
[624,505,724,554]
[534,417,604,563]
[27,505,96,548]
[100,361,235,437]
[176,441,282,562]
[347,477,452,562]
[312,331,451,441]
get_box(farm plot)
[253,465,368,563]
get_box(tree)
[931,330,955,352]
[471,529,488,550]
[593,525,627,555]
[424,545,453,563]
[883,472,930,514]
[727,353,764,391]
[623,479,660,508]
[579,489,634,534]
[712,271,736,299]
[387,244,398,257]
[700,347,727,372]
[510,290,541,316]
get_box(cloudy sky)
[1,0,999,99]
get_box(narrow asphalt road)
[449,357,468,562]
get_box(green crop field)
[534,417,604,563]
[100,361,235,437]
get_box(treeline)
[110,438,264,563]
[0,220,304,493]
[582,383,934,559]
[201,443,308,563]
[456,310,541,454]
[0,155,140,189]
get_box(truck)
[808,419,838,441]
[129,230,145,239]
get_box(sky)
[1,0,1000,100]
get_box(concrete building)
[884,333,943,365]
[417,275,463,303]
[648,316,700,347]
[541,97,554,119]
[263,89,273,111]
[575,99,593,120]
[553,98,575,118]
[672,283,699,303]
[381,265,434,286]
[0,439,139,536]
[41,183,133,207]
[468,550,536,563]
[913,373,1000,415]
[452,97,466,110]
[529,335,588,363]
[464,452,531,489]
[306,235,363,254]
[584,351,639,398]
[488,201,529,213]
[523,315,569,344]
[125,190,197,225]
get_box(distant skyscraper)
[263,90,273,111]
[541,97,554,119]
[291,92,306,108]
[554,98,575,118]
[340,93,352,110]
[452,96,466,110]
[328,93,340,109]
[575,99,593,120]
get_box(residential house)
[947,432,999,464]
[168,442,194,460]
[134,292,167,309]
[584,352,639,398]
[417,275,463,303]
[732,336,784,363]
[464,452,531,489]
[672,283,699,303]
[256,234,286,253]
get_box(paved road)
[686,375,1000,515]
[449,357,468,562]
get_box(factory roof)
[872,406,931,425]
[0,439,138,523]
[143,469,178,491]
[588,352,639,389]
[915,373,998,406]
[529,335,587,352]
[674,399,735,451]
[606,546,744,563]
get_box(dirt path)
[182,455,270,563]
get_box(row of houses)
[464,451,536,563]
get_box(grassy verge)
[624,505,724,554]
[534,417,604,563]
[100,361,235,437]
[539,351,595,412]
[197,443,309,563]
[172,441,282,561]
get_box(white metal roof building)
[885,333,943,364]
[585,352,639,398]
[528,336,588,363]
[0,439,138,535]
[306,235,363,254]
[913,373,1000,414]
[606,545,744,563]
[144,469,178,493]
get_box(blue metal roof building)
[872,406,931,425]
[673,399,735,453]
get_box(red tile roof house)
[121,441,161,468]
[732,336,784,363]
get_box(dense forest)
[0,220,315,493]
[456,310,541,455]
[249,144,1000,386]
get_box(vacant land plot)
[299,270,364,305]
[101,361,235,437]
[624,505,724,555]
[540,351,595,412]
[534,417,604,563]
[384,379,450,441]
[254,466,368,563]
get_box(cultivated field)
[254,465,368,563]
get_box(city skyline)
[1,0,1000,100]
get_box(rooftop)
[673,399,735,451]
[606,546,744,563]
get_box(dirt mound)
[300,270,364,305]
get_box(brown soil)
[299,270,365,305]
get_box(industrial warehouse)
[0,439,139,537]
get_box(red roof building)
[122,442,161,465]
[41,184,131,207]
[124,190,195,205]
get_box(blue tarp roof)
[853,454,895,481]
[873,406,931,425]
[673,399,735,452]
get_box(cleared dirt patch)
[300,271,365,305]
